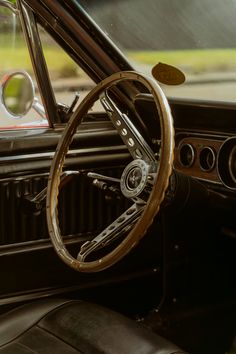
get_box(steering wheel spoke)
[100,91,156,163]
[77,203,145,262]
[47,71,174,272]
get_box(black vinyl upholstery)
[0,299,187,354]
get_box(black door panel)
[0,123,161,308]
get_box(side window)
[37,25,96,112]
[0,7,48,129]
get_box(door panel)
[0,122,162,309]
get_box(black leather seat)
[0,299,187,354]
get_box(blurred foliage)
[128,49,236,75]
[0,33,80,79]
[2,0,236,80]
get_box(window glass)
[80,0,236,103]
[0,6,48,129]
[38,25,100,112]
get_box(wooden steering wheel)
[46,71,174,272]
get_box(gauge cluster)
[175,134,236,190]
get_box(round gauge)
[199,147,215,172]
[218,137,236,189]
[229,145,236,184]
[179,143,195,167]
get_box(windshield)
[80,0,236,103]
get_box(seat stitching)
[16,342,39,354]
[37,323,186,354]
[0,300,80,348]
[36,324,85,354]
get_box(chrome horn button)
[120,159,150,198]
[126,166,142,189]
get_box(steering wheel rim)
[46,71,174,272]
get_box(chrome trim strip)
[0,0,18,14]
[179,143,195,168]
[0,285,82,306]
[0,235,88,257]
[0,145,127,164]
[199,146,216,172]
[18,1,59,125]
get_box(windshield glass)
[80,0,236,103]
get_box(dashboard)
[175,133,236,189]
[134,93,236,192]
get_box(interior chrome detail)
[47,71,174,272]
[229,145,236,184]
[87,172,120,183]
[218,137,236,189]
[77,203,144,262]
[175,135,222,183]
[179,143,195,167]
[100,91,156,163]
[199,147,216,172]
[120,159,156,200]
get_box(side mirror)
[1,71,45,119]
[1,71,35,118]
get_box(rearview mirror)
[1,71,35,118]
